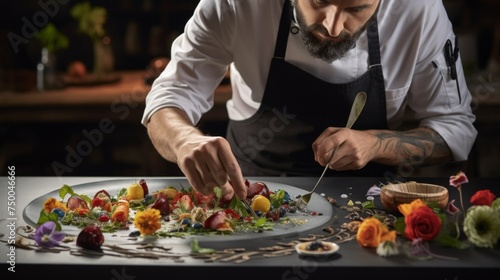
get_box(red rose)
[404,206,442,241]
[470,189,496,206]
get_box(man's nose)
[323,8,344,37]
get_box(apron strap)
[367,18,382,68]
[366,18,387,127]
[274,0,293,59]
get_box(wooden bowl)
[380,181,449,213]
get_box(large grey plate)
[23,178,333,242]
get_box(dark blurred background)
[0,0,196,73]
[0,0,499,178]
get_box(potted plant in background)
[70,1,114,82]
[35,23,69,91]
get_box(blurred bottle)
[94,36,115,79]
[36,48,57,91]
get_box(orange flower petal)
[134,208,161,235]
[398,199,427,216]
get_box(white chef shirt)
[142,0,477,162]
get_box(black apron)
[226,0,392,177]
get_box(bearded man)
[142,0,477,201]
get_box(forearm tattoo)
[374,128,452,167]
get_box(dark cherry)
[150,193,170,215]
[76,224,104,250]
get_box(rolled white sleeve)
[400,0,477,161]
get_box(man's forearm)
[146,107,204,163]
[369,127,453,167]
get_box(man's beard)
[294,2,376,63]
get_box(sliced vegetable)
[67,196,89,211]
[111,200,130,223]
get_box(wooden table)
[1,70,500,124]
[0,71,231,177]
[0,71,232,124]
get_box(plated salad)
[38,179,306,238]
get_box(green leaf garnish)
[36,209,62,231]
[254,217,267,227]
[270,189,285,209]
[190,239,215,254]
[116,188,127,201]
[58,184,91,204]
[59,184,75,200]
[361,200,376,209]
[230,197,251,217]
[213,187,223,207]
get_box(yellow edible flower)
[43,197,68,214]
[134,208,161,235]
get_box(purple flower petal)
[39,221,56,234]
[366,185,381,196]
[51,231,66,243]
[34,221,64,248]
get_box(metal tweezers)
[241,199,259,218]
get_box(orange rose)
[356,217,397,248]
[404,205,441,241]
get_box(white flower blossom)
[376,240,400,257]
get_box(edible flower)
[134,208,162,235]
[365,184,381,196]
[34,221,65,248]
[398,199,442,242]
[463,205,500,248]
[449,171,468,216]
[446,199,461,239]
[43,197,68,214]
[376,240,399,257]
[356,216,397,248]
[446,199,461,215]
[470,189,496,207]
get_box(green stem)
[454,220,460,239]
[458,186,465,217]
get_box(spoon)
[296,91,367,211]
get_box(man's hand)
[176,135,247,201]
[312,127,377,171]
[146,108,247,200]
[312,126,453,170]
